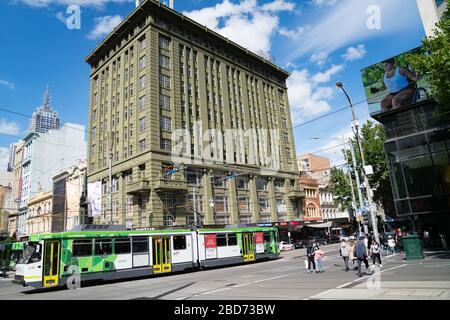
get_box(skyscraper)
[28,86,60,134]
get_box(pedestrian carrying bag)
[304,259,309,269]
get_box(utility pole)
[336,82,380,244]
[343,137,360,236]
[108,132,113,225]
[193,184,197,229]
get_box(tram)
[13,225,279,289]
[0,241,24,271]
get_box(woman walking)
[370,240,382,268]
[338,239,350,271]
[349,239,358,270]
[314,247,325,273]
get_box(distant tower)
[28,86,61,134]
[169,0,174,9]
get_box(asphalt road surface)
[1,244,449,300]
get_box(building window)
[256,177,268,191]
[139,36,146,50]
[187,194,204,213]
[214,196,229,213]
[213,172,228,188]
[161,138,172,150]
[139,76,145,90]
[236,176,249,190]
[259,198,270,215]
[139,56,146,69]
[160,94,171,110]
[159,55,170,69]
[186,169,202,186]
[160,74,171,89]
[160,116,172,131]
[274,179,284,192]
[159,36,170,49]
[238,197,251,214]
[139,139,146,152]
[139,96,146,111]
[139,117,145,132]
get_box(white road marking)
[232,282,251,288]
[308,264,408,299]
[252,273,296,284]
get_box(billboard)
[361,46,430,117]
[87,181,102,217]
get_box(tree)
[408,0,450,115]
[329,167,352,210]
[343,121,395,214]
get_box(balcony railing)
[126,178,151,194]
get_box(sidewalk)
[308,251,450,300]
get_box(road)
[1,244,449,300]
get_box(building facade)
[16,124,87,237]
[7,143,17,172]
[8,141,24,237]
[375,100,450,244]
[27,190,53,235]
[0,172,14,236]
[28,87,60,134]
[416,0,447,36]
[299,173,321,222]
[297,153,331,178]
[85,0,303,228]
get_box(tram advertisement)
[204,234,217,259]
[255,232,264,254]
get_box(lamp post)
[335,82,380,244]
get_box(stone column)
[249,175,260,223]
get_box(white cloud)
[15,0,133,7]
[184,0,295,55]
[88,15,123,40]
[309,51,328,66]
[261,0,296,12]
[0,80,15,90]
[311,64,344,83]
[0,148,9,172]
[312,0,338,6]
[342,44,367,61]
[0,119,21,135]
[287,69,334,123]
[284,0,421,63]
[279,26,307,39]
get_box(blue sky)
[0,0,426,170]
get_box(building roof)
[85,0,289,78]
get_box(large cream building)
[85,0,304,228]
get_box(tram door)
[152,237,171,274]
[242,233,255,262]
[43,240,60,287]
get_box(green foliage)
[340,121,395,214]
[408,1,450,113]
[329,167,352,210]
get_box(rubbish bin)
[401,235,425,260]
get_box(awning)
[304,221,332,228]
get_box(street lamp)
[335,82,380,244]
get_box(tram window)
[73,240,93,257]
[94,239,113,256]
[114,238,131,254]
[217,234,227,247]
[132,237,149,253]
[227,234,237,246]
[173,236,186,250]
[263,232,271,242]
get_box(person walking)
[306,241,316,274]
[314,247,325,273]
[370,240,382,268]
[354,236,370,277]
[348,239,358,270]
[423,230,430,249]
[338,239,350,271]
[387,236,396,255]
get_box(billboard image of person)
[361,47,430,116]
[87,181,102,217]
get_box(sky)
[0,0,426,171]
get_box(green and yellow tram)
[14,226,279,289]
[0,241,24,271]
